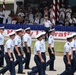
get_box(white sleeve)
[23,35,28,42]
[35,43,41,52]
[14,38,18,46]
[49,21,52,25]
[6,42,11,49]
[48,37,52,44]
[65,45,70,52]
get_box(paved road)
[1,55,76,75]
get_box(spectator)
[6,14,12,24]
[44,7,49,16]
[65,16,70,26]
[43,16,52,41]
[24,16,29,24]
[58,15,64,26]
[29,12,34,24]
[35,10,42,20]
[70,15,76,26]
[40,17,44,25]
[66,5,72,19]
[12,15,17,24]
[16,15,24,24]
[18,9,25,17]
[34,15,40,25]
[59,5,65,20]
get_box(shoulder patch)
[67,43,69,45]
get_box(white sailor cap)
[72,33,76,37]
[49,28,55,32]
[66,35,73,39]
[41,32,46,35]
[0,26,4,29]
[15,28,22,32]
[8,31,15,36]
[35,33,43,39]
[25,27,30,31]
[73,48,76,51]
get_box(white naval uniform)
[48,35,54,48]
[41,39,46,52]
[14,35,21,47]
[23,33,32,47]
[64,41,72,55]
[5,39,14,53]
[34,40,42,55]
[44,20,52,28]
[71,39,76,51]
[0,33,4,45]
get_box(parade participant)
[0,32,16,75]
[43,16,52,41]
[14,28,25,74]
[58,35,73,75]
[0,26,4,67]
[28,33,45,75]
[23,27,32,69]
[48,28,56,71]
[70,33,76,75]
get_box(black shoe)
[27,72,30,75]
[25,67,31,69]
[50,69,56,71]
[17,72,25,74]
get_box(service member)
[28,33,45,75]
[23,27,32,69]
[70,33,76,75]
[59,35,73,75]
[0,31,16,75]
[43,16,52,41]
[14,28,25,74]
[48,28,56,71]
[0,26,4,67]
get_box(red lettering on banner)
[68,32,70,35]
[54,32,71,37]
[7,30,13,34]
[54,33,58,36]
[64,32,67,37]
[36,31,38,35]
[58,33,63,37]
[30,32,33,36]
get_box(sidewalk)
[2,55,76,75]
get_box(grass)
[4,39,65,56]
[31,40,65,53]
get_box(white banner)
[3,30,74,39]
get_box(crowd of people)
[0,26,76,75]
[0,5,76,26]
[0,26,56,75]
